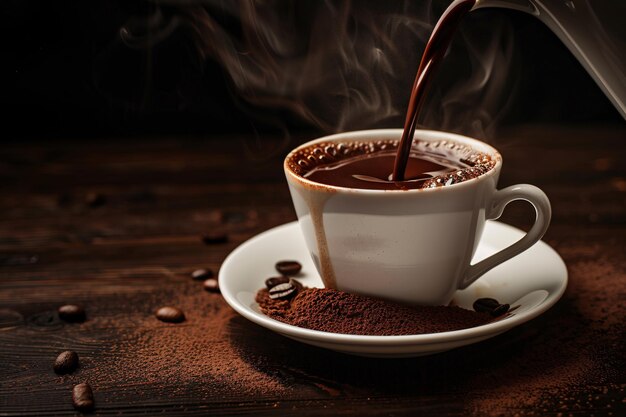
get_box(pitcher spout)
[474,0,626,119]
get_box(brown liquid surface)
[305,151,463,190]
[288,139,495,191]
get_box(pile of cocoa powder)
[256,287,493,335]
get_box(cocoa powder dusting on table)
[463,247,625,416]
[255,256,624,417]
[65,280,286,400]
[256,287,492,335]
[48,244,622,416]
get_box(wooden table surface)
[1,125,624,416]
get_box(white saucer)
[220,221,567,358]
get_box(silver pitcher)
[475,0,626,118]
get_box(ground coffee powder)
[256,287,492,335]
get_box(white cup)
[284,129,551,306]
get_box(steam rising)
[120,1,517,139]
[421,17,517,138]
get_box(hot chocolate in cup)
[284,129,551,306]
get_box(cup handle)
[459,184,552,289]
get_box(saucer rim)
[220,221,567,346]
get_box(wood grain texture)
[0,126,624,416]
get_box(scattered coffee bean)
[275,260,302,276]
[203,278,220,293]
[155,306,185,323]
[269,281,298,300]
[472,298,500,313]
[191,268,213,280]
[202,232,228,245]
[85,192,106,208]
[473,298,510,317]
[54,350,79,375]
[58,305,86,323]
[72,383,94,412]
[265,276,290,289]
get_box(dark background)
[1,0,622,141]
[0,3,624,415]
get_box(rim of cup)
[284,128,503,194]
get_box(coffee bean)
[191,268,213,280]
[155,306,185,323]
[201,232,228,245]
[54,350,79,375]
[275,260,302,276]
[472,298,500,314]
[58,305,86,323]
[265,276,290,289]
[72,383,94,412]
[269,281,298,300]
[491,303,510,317]
[203,278,220,293]
[473,298,509,316]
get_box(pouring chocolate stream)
[393,0,476,181]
